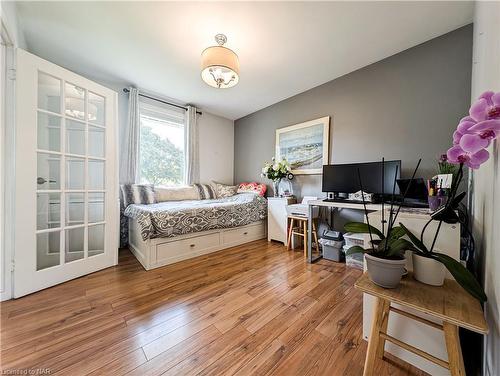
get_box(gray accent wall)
[234,25,473,200]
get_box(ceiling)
[16,1,473,120]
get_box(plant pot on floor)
[412,253,445,286]
[365,253,406,289]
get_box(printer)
[286,196,319,218]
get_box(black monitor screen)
[322,160,401,195]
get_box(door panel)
[14,49,118,298]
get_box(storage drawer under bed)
[155,232,221,263]
[222,222,266,245]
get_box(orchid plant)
[261,157,294,182]
[402,91,500,303]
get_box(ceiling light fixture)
[201,34,239,89]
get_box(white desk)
[306,200,383,262]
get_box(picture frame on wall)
[275,116,330,175]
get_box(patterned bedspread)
[124,193,268,240]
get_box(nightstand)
[267,196,296,244]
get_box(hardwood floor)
[0,240,428,375]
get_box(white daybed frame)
[128,219,267,270]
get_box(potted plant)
[399,223,486,301]
[345,222,416,288]
[261,157,294,197]
[344,158,422,288]
[402,90,499,302]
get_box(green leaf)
[388,226,405,240]
[433,253,487,303]
[345,246,367,256]
[376,238,387,252]
[344,222,384,239]
[386,238,417,257]
[399,223,429,253]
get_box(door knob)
[37,177,56,185]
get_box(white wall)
[199,112,234,185]
[470,2,500,375]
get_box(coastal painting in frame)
[276,116,330,174]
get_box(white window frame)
[138,100,186,187]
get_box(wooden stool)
[286,215,319,257]
[355,272,488,376]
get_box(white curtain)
[120,87,140,184]
[184,105,200,185]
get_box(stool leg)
[363,297,387,376]
[312,220,319,251]
[443,322,466,376]
[303,221,307,257]
[376,300,391,359]
[287,218,294,250]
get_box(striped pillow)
[120,184,156,207]
[194,183,216,200]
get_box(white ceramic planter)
[412,253,445,286]
[365,254,406,289]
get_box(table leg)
[443,322,466,376]
[303,220,307,258]
[376,300,391,359]
[307,204,313,263]
[363,297,387,376]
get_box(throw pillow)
[212,181,237,198]
[193,183,216,200]
[120,184,156,207]
[237,182,267,197]
[154,186,199,202]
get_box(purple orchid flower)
[448,91,500,169]
[447,145,489,169]
[469,91,500,122]
[453,116,476,145]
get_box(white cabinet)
[363,210,460,375]
[267,197,296,244]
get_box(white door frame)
[0,16,15,301]
[13,49,119,298]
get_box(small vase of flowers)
[261,157,294,197]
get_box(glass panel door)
[35,71,108,270]
[14,49,117,298]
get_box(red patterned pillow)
[237,182,267,197]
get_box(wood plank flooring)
[0,240,428,375]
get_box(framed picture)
[275,116,330,175]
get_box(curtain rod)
[123,88,202,115]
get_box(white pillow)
[154,186,199,202]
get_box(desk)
[355,272,488,376]
[306,200,382,262]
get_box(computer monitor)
[322,160,401,196]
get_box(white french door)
[14,49,118,298]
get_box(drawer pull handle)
[190,244,196,247]
[243,232,248,235]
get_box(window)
[139,100,185,186]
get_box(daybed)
[124,186,267,270]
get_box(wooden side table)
[355,272,488,376]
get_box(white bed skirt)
[128,219,267,270]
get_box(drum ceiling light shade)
[201,34,239,89]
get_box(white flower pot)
[412,253,445,286]
[365,254,406,289]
